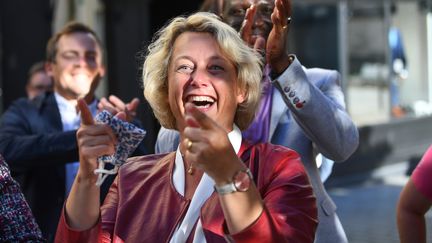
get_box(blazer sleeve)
[0,99,78,171]
[55,176,120,243]
[54,208,102,243]
[272,55,359,161]
[228,145,318,243]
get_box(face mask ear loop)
[94,159,119,186]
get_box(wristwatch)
[214,168,253,195]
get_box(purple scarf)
[242,65,273,144]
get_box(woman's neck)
[183,157,204,200]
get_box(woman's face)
[168,32,245,132]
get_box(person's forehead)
[30,71,51,84]
[172,32,233,62]
[173,32,218,52]
[57,32,100,53]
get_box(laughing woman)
[55,12,317,243]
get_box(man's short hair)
[27,61,46,83]
[45,22,102,62]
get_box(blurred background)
[1,0,432,241]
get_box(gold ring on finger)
[186,140,193,150]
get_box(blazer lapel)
[39,93,63,132]
[37,93,66,182]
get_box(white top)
[169,125,242,243]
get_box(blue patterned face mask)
[94,110,146,186]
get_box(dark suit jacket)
[0,92,146,242]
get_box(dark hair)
[27,61,46,81]
[45,22,102,62]
[199,0,223,14]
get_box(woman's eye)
[209,65,224,71]
[177,65,194,74]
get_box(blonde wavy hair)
[143,12,262,130]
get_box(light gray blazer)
[155,56,359,243]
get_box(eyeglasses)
[58,51,98,64]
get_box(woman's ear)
[236,87,246,104]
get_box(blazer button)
[293,97,300,104]
[289,91,296,98]
[284,86,291,93]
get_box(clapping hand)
[98,95,140,122]
[240,0,293,74]
[76,98,119,181]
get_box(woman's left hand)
[182,103,264,234]
[182,103,244,185]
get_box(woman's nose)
[189,69,210,87]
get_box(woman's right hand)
[64,99,118,230]
[76,99,117,182]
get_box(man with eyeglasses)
[0,22,146,242]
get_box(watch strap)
[214,182,237,195]
[214,168,253,195]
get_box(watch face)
[233,170,251,192]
